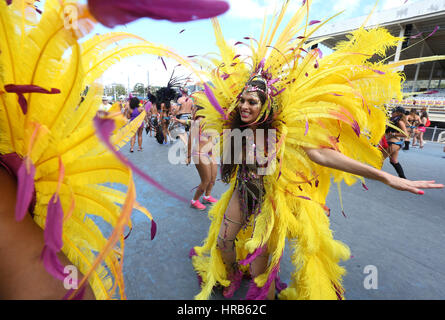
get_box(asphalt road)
[117,134,445,300]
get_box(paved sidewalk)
[119,136,445,300]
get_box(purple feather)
[189,248,197,258]
[297,196,311,201]
[15,158,36,222]
[40,245,66,281]
[87,0,230,28]
[275,274,287,293]
[151,219,157,240]
[351,120,361,137]
[93,115,189,203]
[424,90,439,95]
[245,265,280,300]
[44,194,64,252]
[160,57,167,71]
[63,286,87,300]
[221,72,230,80]
[5,84,60,114]
[257,58,265,71]
[203,83,227,120]
[309,20,321,26]
[304,119,309,136]
[239,246,265,266]
[362,183,369,191]
[427,26,439,38]
[410,32,423,39]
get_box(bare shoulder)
[177,96,186,104]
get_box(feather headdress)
[0,0,194,299]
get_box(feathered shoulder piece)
[0,0,189,299]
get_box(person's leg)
[163,124,168,144]
[403,129,411,150]
[130,134,136,152]
[217,190,245,297]
[389,146,406,179]
[0,168,95,300]
[412,130,418,146]
[137,127,143,151]
[205,162,218,197]
[193,161,211,201]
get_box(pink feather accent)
[151,220,157,240]
[189,248,197,258]
[4,84,60,114]
[63,286,87,300]
[87,0,230,28]
[239,246,265,266]
[203,83,227,120]
[245,265,280,300]
[15,158,36,222]
[40,245,66,281]
[44,194,64,252]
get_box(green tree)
[114,84,126,97]
[133,83,145,96]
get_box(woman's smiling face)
[238,91,262,124]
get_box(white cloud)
[381,0,409,10]
[227,0,281,19]
[100,55,196,89]
[332,0,361,16]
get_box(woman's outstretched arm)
[303,147,443,195]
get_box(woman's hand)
[381,174,443,195]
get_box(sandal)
[130,149,134,153]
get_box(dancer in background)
[384,107,409,178]
[414,107,429,149]
[174,105,219,210]
[126,97,145,152]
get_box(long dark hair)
[221,79,273,183]
[129,97,140,110]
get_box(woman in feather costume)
[0,0,227,299]
[188,0,444,300]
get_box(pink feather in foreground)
[88,0,230,28]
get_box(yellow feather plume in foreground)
[0,0,184,299]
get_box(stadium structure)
[309,0,445,141]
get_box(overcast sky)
[93,0,422,89]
